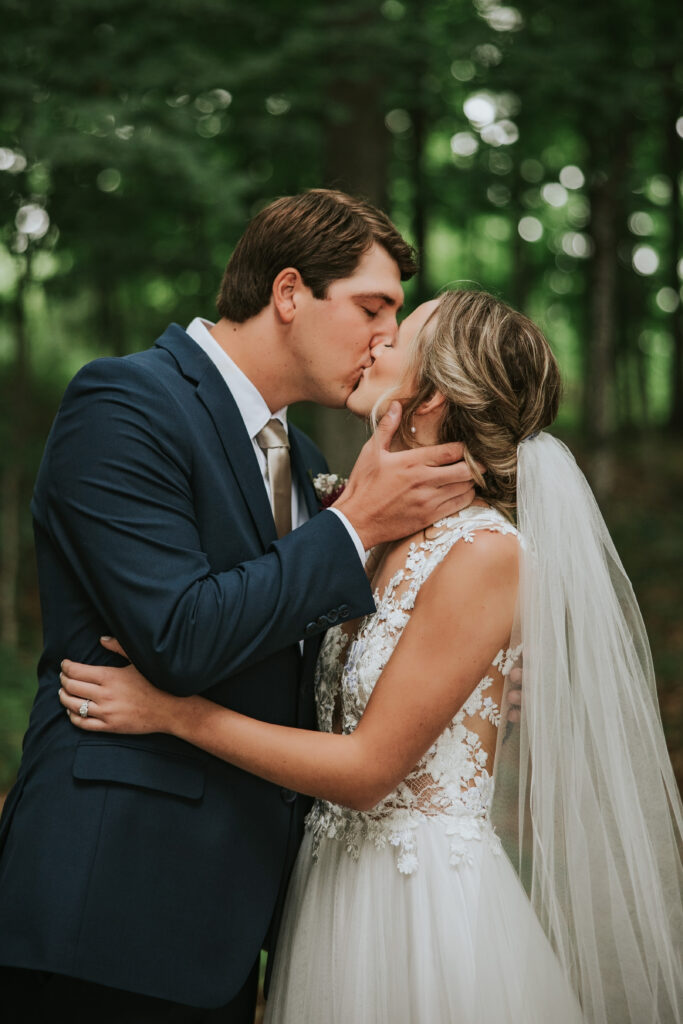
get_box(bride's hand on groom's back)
[332,402,479,550]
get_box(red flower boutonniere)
[311,472,347,509]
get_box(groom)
[0,189,474,1022]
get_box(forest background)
[1,0,682,794]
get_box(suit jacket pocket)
[73,742,206,800]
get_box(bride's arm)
[60,530,518,811]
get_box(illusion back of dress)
[307,505,521,874]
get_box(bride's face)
[345,298,441,419]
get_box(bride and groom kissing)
[0,189,681,1023]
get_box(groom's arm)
[37,358,374,695]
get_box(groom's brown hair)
[216,189,417,323]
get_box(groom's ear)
[272,267,301,324]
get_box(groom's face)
[290,243,404,408]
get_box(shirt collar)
[185,317,288,440]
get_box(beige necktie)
[256,419,292,538]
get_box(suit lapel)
[155,325,277,550]
[195,374,277,549]
[288,427,328,700]
[155,327,320,694]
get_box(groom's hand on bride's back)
[333,401,478,549]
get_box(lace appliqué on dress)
[307,507,521,875]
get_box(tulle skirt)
[264,820,585,1023]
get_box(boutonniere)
[311,472,348,509]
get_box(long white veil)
[485,432,683,1023]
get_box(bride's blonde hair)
[393,289,561,521]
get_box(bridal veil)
[479,432,683,1023]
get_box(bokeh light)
[656,287,679,313]
[474,44,502,67]
[487,184,511,206]
[385,109,412,134]
[632,245,659,275]
[451,60,475,81]
[489,150,512,174]
[15,204,50,239]
[628,211,654,236]
[450,132,479,157]
[646,175,672,205]
[561,232,591,258]
[518,216,543,242]
[265,96,290,116]
[381,0,405,19]
[0,147,27,174]
[480,120,519,146]
[542,183,568,207]
[97,168,122,192]
[520,158,544,183]
[478,3,523,32]
[559,165,584,190]
[464,94,496,127]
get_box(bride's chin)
[345,390,373,419]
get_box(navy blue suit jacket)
[0,325,375,1007]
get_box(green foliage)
[0,645,36,792]
[0,0,681,787]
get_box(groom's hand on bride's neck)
[332,402,479,550]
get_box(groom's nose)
[370,321,397,352]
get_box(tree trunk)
[408,0,429,304]
[411,97,428,302]
[316,9,392,473]
[0,464,20,648]
[665,75,683,431]
[323,79,389,209]
[0,256,30,648]
[508,164,529,311]
[585,131,631,499]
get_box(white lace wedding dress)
[265,506,585,1023]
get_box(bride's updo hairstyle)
[398,289,561,521]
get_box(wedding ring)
[79,700,90,718]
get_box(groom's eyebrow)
[353,291,403,309]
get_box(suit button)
[304,621,317,636]
[316,614,329,628]
[327,608,339,624]
[280,788,297,804]
[338,604,350,617]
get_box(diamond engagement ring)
[79,700,90,718]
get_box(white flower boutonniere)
[312,472,348,509]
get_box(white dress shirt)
[185,318,365,563]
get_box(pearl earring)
[410,422,416,434]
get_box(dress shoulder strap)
[404,505,518,594]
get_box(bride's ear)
[414,392,446,418]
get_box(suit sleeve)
[37,358,375,695]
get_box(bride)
[59,289,683,1023]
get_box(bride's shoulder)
[422,505,519,599]
[411,507,519,640]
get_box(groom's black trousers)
[0,962,259,1023]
